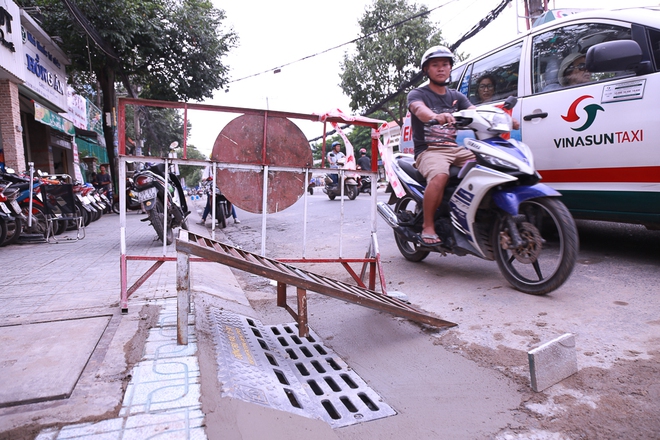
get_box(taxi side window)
[532,23,633,93]
[447,63,467,92]
[650,28,660,70]
[467,43,522,105]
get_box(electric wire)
[308,0,512,142]
[227,0,461,85]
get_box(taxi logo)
[561,95,604,132]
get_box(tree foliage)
[177,143,206,188]
[17,0,237,186]
[340,0,446,126]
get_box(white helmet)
[421,46,454,70]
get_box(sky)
[186,0,658,157]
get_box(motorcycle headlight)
[476,153,519,171]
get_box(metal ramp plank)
[176,231,456,335]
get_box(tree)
[18,0,238,188]
[340,0,447,127]
[177,143,206,189]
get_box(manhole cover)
[209,308,396,427]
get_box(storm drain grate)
[209,307,396,427]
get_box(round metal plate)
[211,114,312,214]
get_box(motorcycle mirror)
[502,96,518,110]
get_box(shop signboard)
[66,87,87,130]
[20,11,68,112]
[35,102,75,136]
[0,0,24,82]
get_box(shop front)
[0,0,75,176]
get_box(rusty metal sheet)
[211,114,312,214]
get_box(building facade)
[0,0,105,183]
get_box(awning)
[74,127,100,143]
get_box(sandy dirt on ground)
[436,331,660,439]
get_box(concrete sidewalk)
[0,205,250,439]
[0,199,524,440]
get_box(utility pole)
[523,0,548,30]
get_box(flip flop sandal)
[419,233,442,246]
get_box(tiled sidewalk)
[36,298,206,440]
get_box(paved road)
[1,190,658,439]
[222,188,660,439]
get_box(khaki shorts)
[415,147,475,183]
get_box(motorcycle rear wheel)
[1,217,22,246]
[79,204,91,227]
[493,197,578,295]
[215,202,227,229]
[393,196,430,262]
[0,218,7,246]
[54,218,67,235]
[149,199,174,245]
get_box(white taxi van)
[445,7,660,229]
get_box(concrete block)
[528,333,578,392]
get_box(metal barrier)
[41,183,85,243]
[116,97,453,344]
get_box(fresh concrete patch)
[0,316,111,407]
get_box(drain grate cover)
[209,307,396,427]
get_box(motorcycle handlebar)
[425,116,472,129]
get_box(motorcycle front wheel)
[346,185,358,200]
[149,199,174,245]
[21,204,48,238]
[492,197,579,295]
[393,196,430,262]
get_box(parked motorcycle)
[357,175,372,195]
[0,179,27,246]
[378,97,578,295]
[6,171,49,239]
[133,152,189,245]
[112,177,142,214]
[202,178,233,229]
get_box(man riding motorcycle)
[326,141,345,186]
[407,46,476,246]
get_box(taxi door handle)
[523,112,548,121]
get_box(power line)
[227,0,459,85]
[307,0,512,142]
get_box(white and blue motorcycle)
[378,97,578,295]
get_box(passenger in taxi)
[475,74,497,103]
[560,52,592,86]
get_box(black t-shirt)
[407,85,472,158]
[97,172,111,188]
[357,155,371,171]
